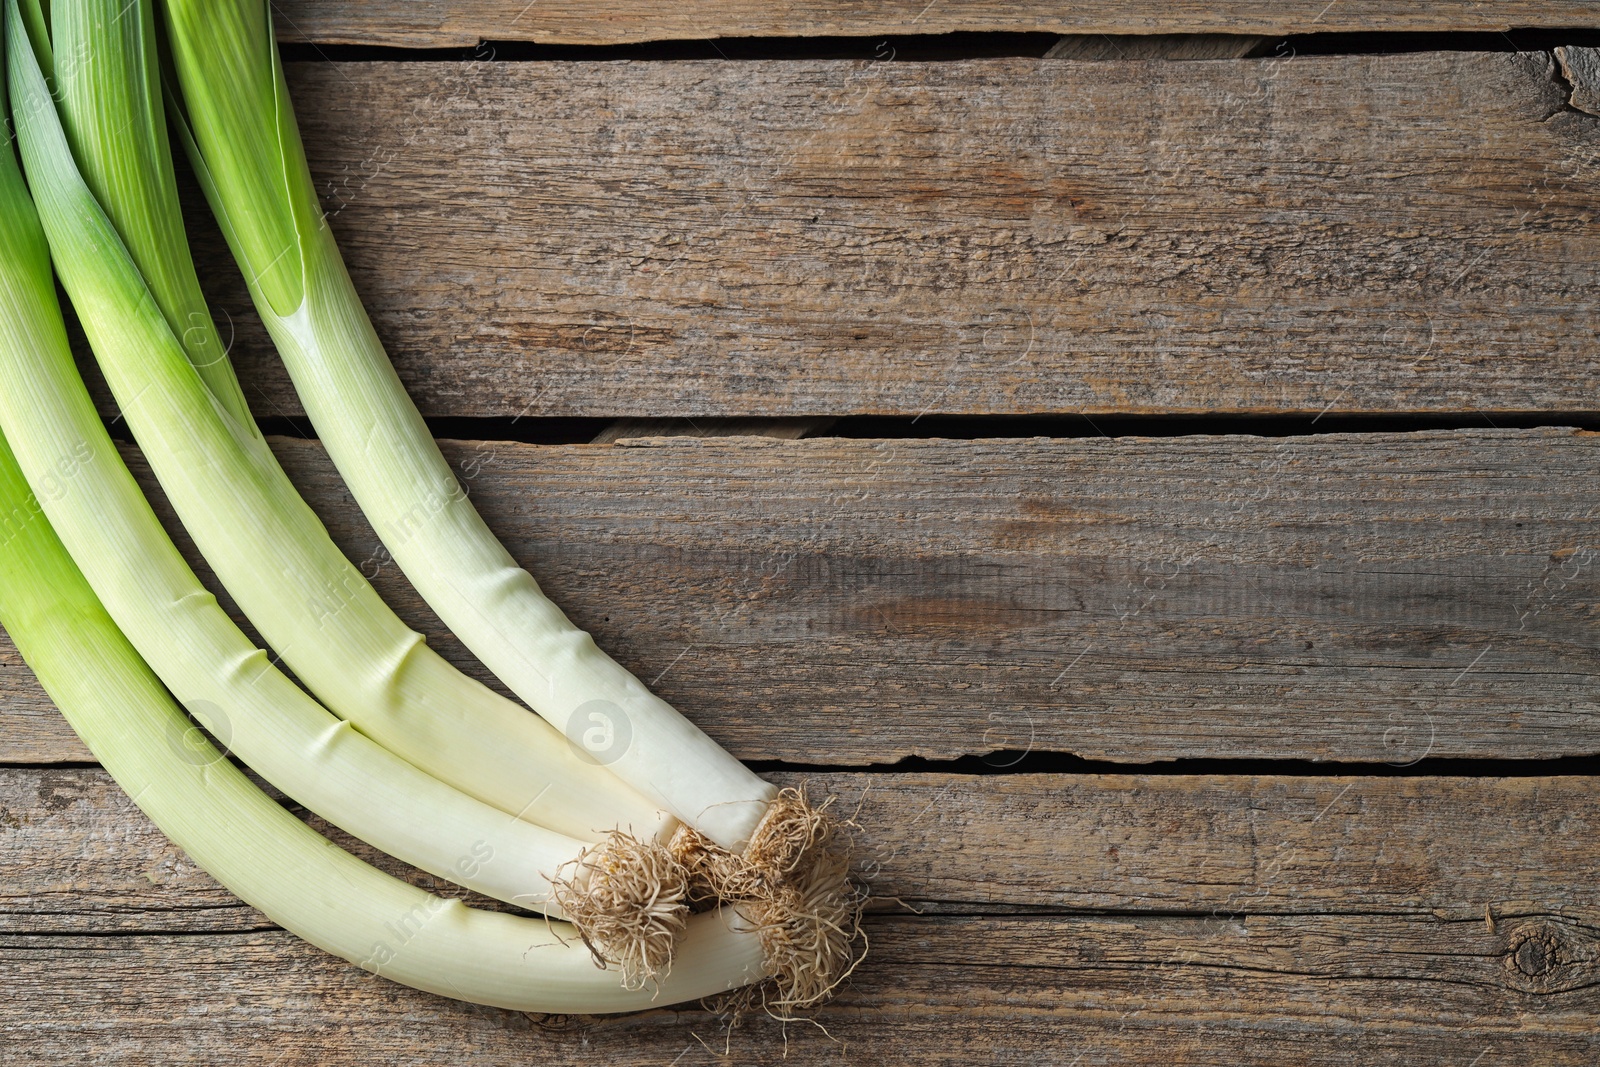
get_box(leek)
[15,0,672,853]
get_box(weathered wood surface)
[596,33,1258,445]
[270,1,1600,48]
[170,50,1600,421]
[18,919,1594,1064]
[13,24,1600,1061]
[7,428,1600,764]
[1564,44,1600,115]
[5,768,1598,1062]
[10,768,1600,926]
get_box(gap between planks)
[268,1,1600,49]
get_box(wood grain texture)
[11,12,1594,1062]
[1558,45,1600,115]
[5,768,1598,1062]
[10,768,1600,928]
[269,1,1600,48]
[16,916,1596,1065]
[170,51,1600,421]
[5,429,1599,764]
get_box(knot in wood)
[1501,919,1599,993]
[1513,930,1558,977]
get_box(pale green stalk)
[0,435,766,1014]
[162,0,777,853]
[32,0,249,425]
[19,0,672,848]
[2,0,604,917]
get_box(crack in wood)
[1555,46,1600,117]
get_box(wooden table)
[6,4,1600,1062]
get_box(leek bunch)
[162,0,861,1006]
[0,0,863,1012]
[5,0,727,982]
[0,7,771,1008]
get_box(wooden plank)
[9,768,1600,929]
[181,51,1600,420]
[8,915,1598,1064]
[4,769,1599,1062]
[5,428,1600,765]
[270,2,1600,48]
[601,36,1270,457]
[12,914,1597,1065]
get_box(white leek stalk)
[19,0,672,850]
[2,0,608,921]
[161,0,778,853]
[0,432,767,1013]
